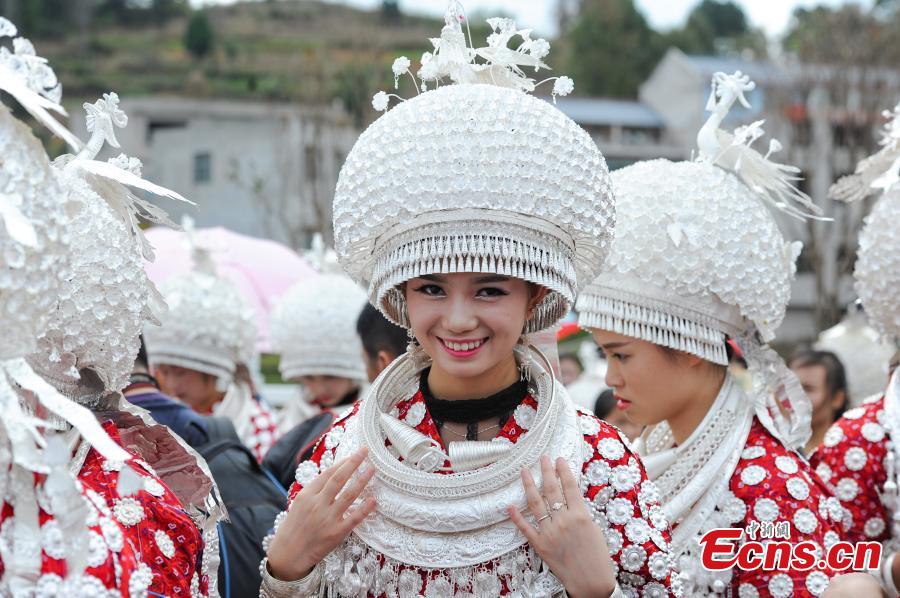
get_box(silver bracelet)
[259,558,323,598]
[556,582,624,598]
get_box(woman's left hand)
[508,456,617,598]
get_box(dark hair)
[356,303,407,361]
[559,353,583,372]
[593,388,616,419]
[789,348,850,416]
[135,334,149,369]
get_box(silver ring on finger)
[536,514,551,524]
[550,501,565,512]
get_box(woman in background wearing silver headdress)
[261,4,674,597]
[0,18,221,596]
[577,71,844,596]
[811,103,900,597]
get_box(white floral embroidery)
[87,530,109,568]
[100,516,123,552]
[320,449,335,469]
[649,505,668,531]
[753,498,779,522]
[835,478,860,502]
[648,552,669,580]
[774,455,799,474]
[113,498,145,527]
[740,465,766,486]
[638,480,660,505]
[35,574,64,595]
[815,462,832,483]
[826,497,845,522]
[620,544,647,572]
[793,508,818,534]
[513,404,537,430]
[143,478,165,497]
[865,517,886,538]
[805,571,829,596]
[155,529,176,558]
[324,426,345,450]
[738,583,760,598]
[586,460,611,486]
[70,574,108,595]
[844,447,868,471]
[741,446,765,460]
[605,528,623,555]
[404,402,427,427]
[643,581,668,597]
[579,415,601,436]
[606,497,634,525]
[720,492,747,523]
[861,422,885,443]
[824,530,840,550]
[593,486,615,509]
[823,426,844,447]
[41,520,65,559]
[787,477,810,501]
[102,459,124,472]
[768,574,793,598]
[843,407,865,420]
[610,463,641,492]
[295,460,320,485]
[582,439,595,463]
[597,438,625,461]
[129,562,153,598]
[625,517,652,544]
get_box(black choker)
[419,368,528,429]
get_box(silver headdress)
[577,71,814,450]
[27,92,190,404]
[332,3,614,333]
[830,103,900,348]
[144,217,258,383]
[270,273,368,382]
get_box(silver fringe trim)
[316,535,563,598]
[370,220,577,334]
[577,294,729,365]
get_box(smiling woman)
[260,4,676,597]
[577,71,843,597]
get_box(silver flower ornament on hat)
[333,3,614,334]
[577,71,820,450]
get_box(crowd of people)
[2,3,900,597]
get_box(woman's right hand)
[266,447,376,581]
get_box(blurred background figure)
[789,348,849,456]
[145,218,279,462]
[264,273,368,488]
[126,335,211,447]
[593,388,644,442]
[558,353,584,386]
[815,305,896,405]
[356,303,408,382]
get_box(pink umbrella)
[143,226,317,352]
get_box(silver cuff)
[259,558,322,598]
[556,582,624,598]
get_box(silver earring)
[406,328,430,370]
[514,333,533,382]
